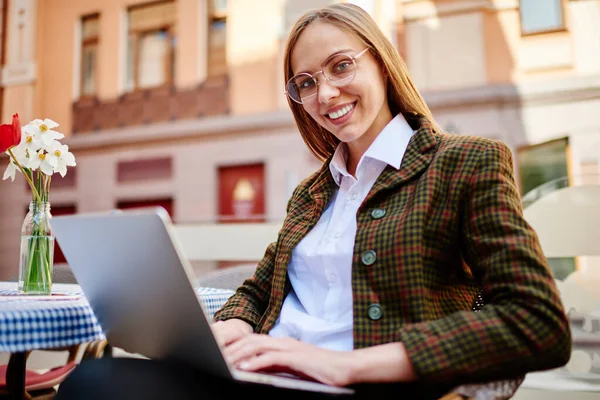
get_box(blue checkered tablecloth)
[0,282,234,353]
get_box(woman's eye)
[333,61,351,73]
[298,79,315,90]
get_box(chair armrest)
[82,340,111,360]
[449,376,525,400]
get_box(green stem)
[45,175,51,202]
[23,233,52,293]
[25,237,38,287]
[7,147,41,203]
[22,201,53,294]
[36,171,42,202]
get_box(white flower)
[45,141,76,177]
[28,148,55,175]
[23,118,64,147]
[3,143,28,181]
[21,126,43,154]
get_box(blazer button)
[371,208,386,219]
[368,304,382,320]
[361,250,376,266]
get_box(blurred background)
[0,0,599,283]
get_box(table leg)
[6,351,27,400]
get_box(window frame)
[516,137,579,276]
[126,0,176,92]
[79,13,100,99]
[211,0,227,20]
[516,136,572,196]
[519,0,567,37]
[207,0,227,78]
[128,26,176,91]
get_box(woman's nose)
[317,77,340,105]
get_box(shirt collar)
[329,113,415,186]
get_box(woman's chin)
[333,129,361,144]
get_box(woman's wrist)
[348,342,417,384]
[228,318,254,333]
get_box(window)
[126,1,176,91]
[117,157,173,183]
[208,0,227,78]
[520,0,565,35]
[218,163,265,223]
[80,14,99,97]
[517,137,570,197]
[517,138,575,280]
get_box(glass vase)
[18,201,54,295]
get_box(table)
[0,281,235,399]
[0,283,103,354]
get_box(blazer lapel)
[307,159,335,216]
[275,164,334,300]
[279,164,334,253]
[365,117,439,204]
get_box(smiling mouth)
[327,103,355,120]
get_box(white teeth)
[328,104,354,120]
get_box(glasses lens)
[287,73,317,103]
[324,55,356,86]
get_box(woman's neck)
[345,109,394,177]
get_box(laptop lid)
[51,207,233,379]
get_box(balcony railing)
[71,76,229,134]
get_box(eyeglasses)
[285,48,370,105]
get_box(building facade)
[0,0,599,280]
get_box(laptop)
[51,207,354,395]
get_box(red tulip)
[0,113,22,152]
[12,113,21,139]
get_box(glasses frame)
[284,48,370,105]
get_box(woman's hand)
[224,335,417,386]
[223,334,356,387]
[211,319,254,347]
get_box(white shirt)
[269,114,415,351]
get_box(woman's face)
[290,21,392,152]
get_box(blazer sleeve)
[211,240,277,328]
[398,139,572,383]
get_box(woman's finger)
[238,351,294,372]
[225,335,294,365]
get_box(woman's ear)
[381,64,389,81]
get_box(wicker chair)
[196,264,257,290]
[52,263,77,284]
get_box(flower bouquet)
[1,114,76,294]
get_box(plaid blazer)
[213,116,572,384]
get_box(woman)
[57,4,571,399]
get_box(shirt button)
[327,273,337,283]
[333,232,342,239]
[289,328,300,340]
[368,304,383,320]
[361,250,376,266]
[349,192,357,201]
[371,209,386,219]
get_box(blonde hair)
[283,3,441,161]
